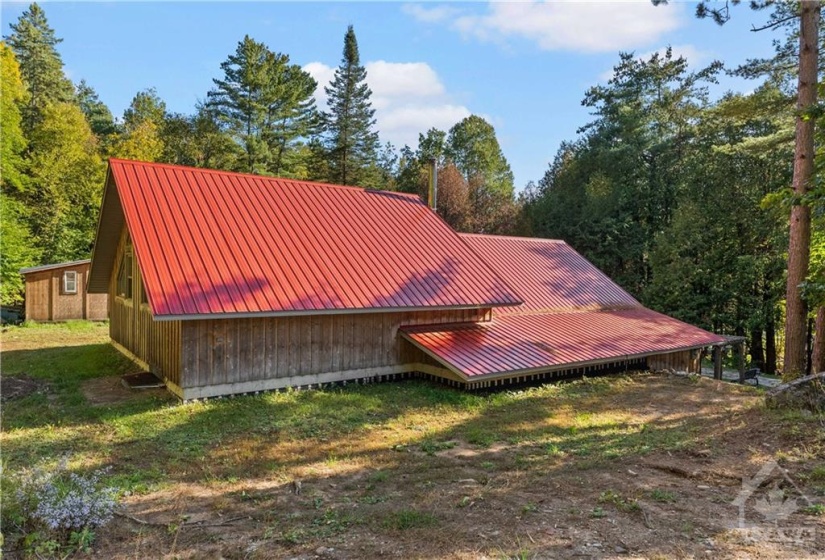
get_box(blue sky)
[2,2,781,189]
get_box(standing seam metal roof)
[102,159,522,318]
[402,308,727,379]
[403,234,726,379]
[460,234,639,315]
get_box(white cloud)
[401,3,459,24]
[303,60,471,148]
[406,1,685,54]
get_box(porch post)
[713,345,723,380]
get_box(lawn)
[2,322,824,559]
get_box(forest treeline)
[2,3,824,375]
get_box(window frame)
[62,270,78,295]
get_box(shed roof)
[88,160,521,319]
[20,259,90,275]
[402,308,727,380]
[460,234,639,315]
[403,234,725,380]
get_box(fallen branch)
[644,463,699,479]
[115,511,250,528]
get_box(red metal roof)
[106,159,521,319]
[461,234,639,315]
[402,308,727,379]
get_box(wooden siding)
[23,262,107,321]
[180,309,490,397]
[648,350,701,373]
[109,228,182,388]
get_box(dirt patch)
[0,374,48,401]
[81,376,173,406]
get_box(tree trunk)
[766,317,777,375]
[750,328,764,371]
[783,1,819,380]
[812,306,825,373]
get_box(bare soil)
[1,374,48,401]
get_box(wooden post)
[713,345,723,380]
[738,341,746,381]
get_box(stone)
[765,371,825,412]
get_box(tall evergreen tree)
[323,25,379,186]
[208,35,318,176]
[110,88,166,162]
[75,79,116,139]
[5,2,74,133]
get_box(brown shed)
[20,260,108,322]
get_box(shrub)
[2,456,118,554]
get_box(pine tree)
[323,25,379,186]
[110,88,166,162]
[5,2,74,133]
[75,80,116,139]
[208,35,319,176]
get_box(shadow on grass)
[4,343,823,559]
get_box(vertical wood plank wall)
[23,263,108,321]
[180,308,489,396]
[109,228,182,387]
[647,350,701,373]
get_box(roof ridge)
[107,158,421,199]
[459,233,565,244]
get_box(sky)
[2,1,783,190]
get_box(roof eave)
[150,302,517,322]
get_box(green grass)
[381,509,438,530]
[649,489,678,503]
[3,322,824,505]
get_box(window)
[63,271,78,294]
[117,250,133,299]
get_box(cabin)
[20,260,108,322]
[88,159,729,400]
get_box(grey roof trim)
[20,260,90,275]
[151,303,505,322]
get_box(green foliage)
[2,456,118,556]
[5,2,75,133]
[445,115,514,198]
[322,25,379,186]
[109,88,166,162]
[75,79,116,139]
[26,102,105,262]
[1,43,29,194]
[0,196,39,305]
[208,35,318,177]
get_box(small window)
[117,250,133,299]
[63,271,78,294]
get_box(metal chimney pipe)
[428,157,437,211]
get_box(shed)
[20,260,108,322]
[88,159,728,399]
